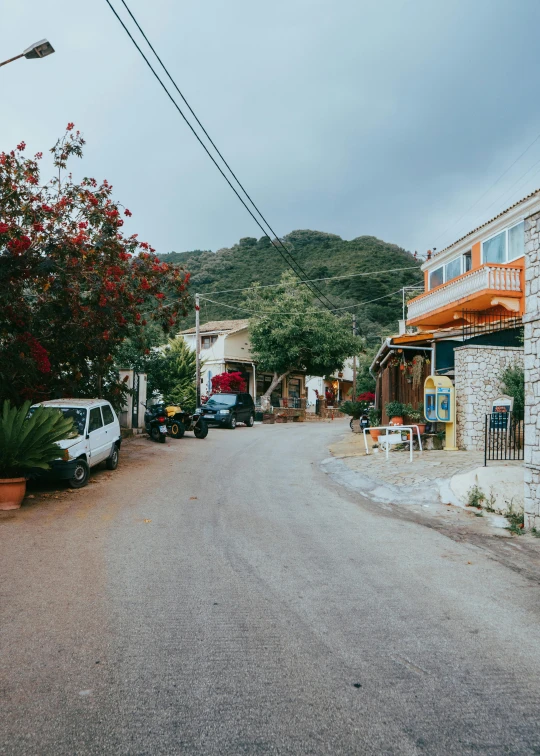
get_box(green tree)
[246,271,361,408]
[146,337,198,411]
[500,364,525,420]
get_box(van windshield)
[59,408,88,435]
[28,406,87,436]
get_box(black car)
[199,393,255,429]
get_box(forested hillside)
[160,230,422,338]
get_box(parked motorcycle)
[143,404,168,443]
[350,413,370,432]
[164,404,208,439]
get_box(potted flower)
[0,401,75,510]
[403,403,426,436]
[385,401,404,425]
[368,408,381,440]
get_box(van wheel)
[106,445,120,470]
[246,413,255,427]
[69,459,89,489]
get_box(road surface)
[2,421,540,755]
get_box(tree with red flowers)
[0,125,191,406]
[211,372,247,394]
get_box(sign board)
[490,394,513,430]
[491,394,513,414]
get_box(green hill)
[160,230,422,338]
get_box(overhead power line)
[199,288,404,316]
[432,130,540,247]
[199,265,422,296]
[104,0,338,313]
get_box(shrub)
[385,401,404,418]
[499,364,524,420]
[368,408,381,426]
[339,401,370,419]
[211,371,247,394]
[0,401,75,478]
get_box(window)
[483,230,505,263]
[463,251,472,272]
[201,335,218,349]
[429,266,444,289]
[89,407,103,432]
[482,221,524,264]
[508,221,524,261]
[445,257,461,282]
[102,404,115,425]
[288,378,301,398]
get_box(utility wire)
[105,0,338,312]
[199,265,422,296]
[199,288,404,316]
[432,131,540,247]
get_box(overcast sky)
[3,0,540,257]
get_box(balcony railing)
[407,265,522,322]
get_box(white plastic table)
[362,425,423,462]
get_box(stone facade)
[455,345,523,451]
[524,211,540,528]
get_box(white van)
[30,398,122,488]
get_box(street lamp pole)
[195,293,201,408]
[0,53,25,68]
[0,39,55,68]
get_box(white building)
[305,359,355,406]
[180,319,306,406]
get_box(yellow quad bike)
[164,404,209,439]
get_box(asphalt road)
[2,421,540,755]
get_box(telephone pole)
[195,293,201,407]
[352,314,357,401]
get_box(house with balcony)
[371,191,534,445]
[179,319,306,407]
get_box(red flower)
[7,236,31,255]
[124,208,132,217]
[66,122,75,131]
[16,141,26,151]
[0,222,10,234]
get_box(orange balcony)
[406,263,524,329]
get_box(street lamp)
[0,39,55,68]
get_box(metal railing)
[407,264,522,321]
[462,310,523,339]
[484,412,524,465]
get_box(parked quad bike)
[164,404,209,439]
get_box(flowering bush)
[357,391,375,403]
[0,126,191,405]
[211,372,247,394]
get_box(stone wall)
[524,211,540,528]
[455,345,523,451]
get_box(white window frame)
[481,219,525,265]
[429,251,471,290]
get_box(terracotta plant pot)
[390,416,403,425]
[0,478,26,510]
[416,423,426,435]
[370,428,381,441]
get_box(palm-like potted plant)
[0,401,75,510]
[368,408,381,440]
[385,401,404,425]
